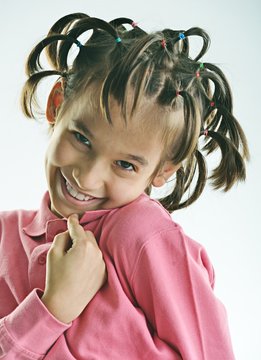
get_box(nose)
[72,157,108,192]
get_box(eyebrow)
[73,119,149,167]
[73,119,94,139]
[123,154,149,166]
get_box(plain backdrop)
[0,1,260,358]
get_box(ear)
[152,161,180,188]
[46,81,64,124]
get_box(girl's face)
[45,88,174,218]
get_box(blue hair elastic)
[75,40,83,48]
[178,32,185,40]
[115,37,122,43]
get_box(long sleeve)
[0,204,71,359]
[0,289,70,359]
[129,227,235,360]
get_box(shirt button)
[38,254,47,265]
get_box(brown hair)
[21,12,249,212]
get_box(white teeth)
[65,181,94,201]
[76,193,86,201]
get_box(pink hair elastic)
[196,63,204,78]
[210,101,215,107]
[131,21,138,28]
[204,129,209,137]
[161,39,167,49]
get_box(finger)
[84,230,99,247]
[67,214,86,242]
[50,231,72,255]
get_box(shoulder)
[101,194,174,260]
[102,194,214,286]
[106,194,178,236]
[0,208,36,226]
[0,208,37,238]
[102,195,184,266]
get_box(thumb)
[67,214,86,242]
[67,215,99,251]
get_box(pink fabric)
[0,192,235,359]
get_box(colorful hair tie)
[115,37,122,43]
[178,32,185,40]
[176,90,180,97]
[210,101,215,107]
[75,40,83,48]
[196,63,204,78]
[204,129,209,137]
[161,39,167,49]
[131,21,138,28]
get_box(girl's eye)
[115,160,135,171]
[74,132,91,147]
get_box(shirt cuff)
[3,289,71,355]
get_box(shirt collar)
[23,192,58,237]
[23,191,115,238]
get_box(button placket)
[38,253,47,265]
[29,243,52,290]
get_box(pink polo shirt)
[0,192,235,359]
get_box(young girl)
[0,12,249,359]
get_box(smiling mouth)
[65,180,96,202]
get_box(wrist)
[41,293,72,324]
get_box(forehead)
[64,84,169,141]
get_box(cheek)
[46,135,75,166]
[112,176,149,198]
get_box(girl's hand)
[41,214,107,324]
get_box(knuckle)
[100,260,106,272]
[84,230,95,238]
[97,249,104,261]
[49,231,68,255]
[53,233,61,242]
[84,240,96,253]
[53,231,67,242]
[47,246,56,259]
